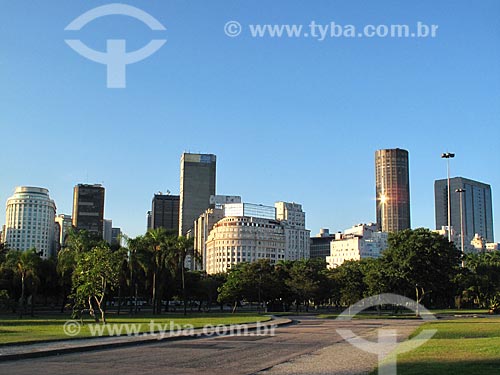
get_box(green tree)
[380,228,461,314]
[333,260,367,308]
[57,247,77,312]
[460,252,500,312]
[64,229,101,253]
[5,249,41,317]
[0,241,9,264]
[37,257,59,306]
[284,258,329,311]
[172,236,196,315]
[136,228,177,314]
[218,260,281,313]
[72,244,122,323]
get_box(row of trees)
[218,228,500,314]
[1,228,500,321]
[0,228,227,322]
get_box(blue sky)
[1,0,499,238]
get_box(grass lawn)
[0,313,271,345]
[377,317,500,375]
[317,308,489,320]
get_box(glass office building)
[224,203,276,220]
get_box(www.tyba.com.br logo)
[65,3,166,88]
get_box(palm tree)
[7,249,41,317]
[172,237,196,315]
[125,236,143,314]
[142,228,176,314]
[57,248,76,312]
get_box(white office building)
[205,216,285,274]
[3,186,56,258]
[275,202,310,260]
[326,223,388,268]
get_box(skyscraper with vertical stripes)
[375,148,411,232]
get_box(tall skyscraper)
[72,184,105,238]
[375,148,411,232]
[179,153,216,235]
[435,177,494,242]
[3,186,56,258]
[151,193,180,235]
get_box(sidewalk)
[0,317,293,362]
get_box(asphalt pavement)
[0,316,423,375]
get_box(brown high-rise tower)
[375,148,410,232]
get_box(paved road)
[0,317,422,375]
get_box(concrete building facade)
[275,202,310,260]
[193,207,225,271]
[179,153,216,235]
[205,216,285,274]
[326,223,388,268]
[3,186,56,258]
[55,214,72,250]
[375,148,411,232]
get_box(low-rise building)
[326,223,388,268]
[310,229,335,259]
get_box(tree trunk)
[182,265,187,316]
[19,272,26,318]
[117,286,121,315]
[95,296,106,324]
[152,272,157,315]
[60,293,67,313]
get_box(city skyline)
[1,149,497,241]
[1,1,499,239]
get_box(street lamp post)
[441,152,455,241]
[456,188,466,267]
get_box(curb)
[0,317,292,362]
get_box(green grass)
[430,308,489,315]
[376,318,500,375]
[0,313,271,345]
[318,308,489,320]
